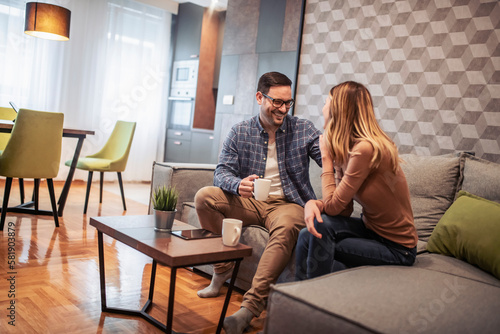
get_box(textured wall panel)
[213,0,303,158]
[222,0,260,55]
[283,0,304,51]
[295,0,500,162]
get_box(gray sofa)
[149,152,500,333]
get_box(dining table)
[0,119,95,216]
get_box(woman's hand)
[319,135,333,170]
[304,200,323,238]
[319,135,331,159]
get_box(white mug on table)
[222,218,242,247]
[253,178,271,201]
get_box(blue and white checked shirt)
[214,114,322,207]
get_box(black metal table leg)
[95,234,244,334]
[57,136,85,216]
[97,231,107,310]
[147,260,158,305]
[96,238,170,332]
[166,267,177,333]
[216,259,241,334]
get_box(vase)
[154,209,177,231]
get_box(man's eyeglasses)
[261,92,295,109]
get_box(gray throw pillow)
[461,154,500,203]
[400,154,461,242]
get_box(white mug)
[253,178,271,201]
[222,218,242,247]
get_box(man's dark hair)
[257,72,292,94]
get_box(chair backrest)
[0,108,64,179]
[87,120,136,172]
[0,106,17,151]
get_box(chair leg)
[117,172,126,211]
[19,178,25,204]
[84,171,93,214]
[34,179,40,213]
[46,179,59,227]
[99,172,104,204]
[0,177,13,230]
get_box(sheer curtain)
[0,0,172,181]
[0,0,67,110]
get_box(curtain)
[0,0,172,181]
[0,0,67,110]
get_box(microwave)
[170,60,199,98]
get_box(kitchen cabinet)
[165,129,214,164]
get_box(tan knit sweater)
[321,140,418,248]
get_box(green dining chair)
[0,108,64,230]
[65,120,136,214]
[0,106,17,148]
[0,106,26,204]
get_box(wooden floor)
[0,180,266,333]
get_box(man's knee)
[269,214,305,241]
[194,186,218,209]
[195,186,225,232]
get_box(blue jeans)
[295,214,417,280]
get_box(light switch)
[223,95,234,105]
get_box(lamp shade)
[24,2,71,41]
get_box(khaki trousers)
[194,186,305,317]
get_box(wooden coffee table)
[90,215,252,333]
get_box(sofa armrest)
[149,162,216,219]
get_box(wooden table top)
[90,215,252,268]
[0,119,95,136]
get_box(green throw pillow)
[427,190,500,279]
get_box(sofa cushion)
[427,191,500,279]
[400,154,461,242]
[180,202,201,228]
[460,153,500,203]
[414,253,500,287]
[150,162,216,219]
[266,266,500,334]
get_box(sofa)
[149,152,500,333]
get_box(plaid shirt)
[214,114,322,207]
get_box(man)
[194,71,322,334]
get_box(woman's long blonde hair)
[324,81,400,172]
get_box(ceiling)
[135,0,228,13]
[177,0,228,11]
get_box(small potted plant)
[151,185,179,231]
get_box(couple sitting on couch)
[194,72,418,334]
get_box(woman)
[295,81,418,280]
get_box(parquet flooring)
[0,179,266,333]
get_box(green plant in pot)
[152,185,179,231]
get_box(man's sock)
[197,268,233,298]
[223,307,254,334]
